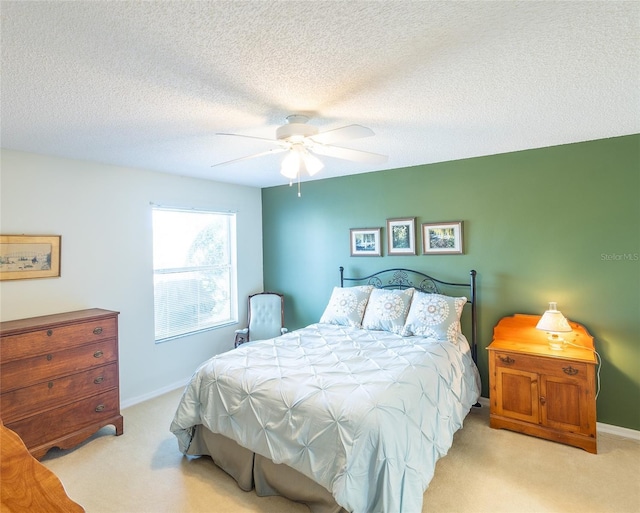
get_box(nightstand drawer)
[492,351,588,380]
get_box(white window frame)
[152,206,237,343]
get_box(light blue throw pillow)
[319,286,374,328]
[362,288,414,334]
[402,291,467,343]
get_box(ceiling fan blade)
[309,124,375,145]
[216,132,278,144]
[211,148,286,168]
[311,144,388,164]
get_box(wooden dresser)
[0,309,123,459]
[487,314,597,453]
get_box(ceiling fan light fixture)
[302,149,324,176]
[280,148,301,179]
[280,144,324,179]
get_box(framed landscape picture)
[386,217,416,256]
[422,222,463,255]
[350,228,382,257]
[0,235,61,281]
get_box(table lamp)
[536,301,572,350]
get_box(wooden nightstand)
[487,314,597,453]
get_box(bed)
[170,267,481,513]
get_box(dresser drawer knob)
[47,329,53,336]
[94,376,104,384]
[498,355,515,365]
[93,327,103,335]
[563,366,579,376]
[95,404,105,412]
[93,350,104,358]
[46,354,53,361]
[48,381,54,389]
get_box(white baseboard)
[597,422,640,441]
[120,379,189,410]
[476,396,640,441]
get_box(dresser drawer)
[0,339,117,392]
[1,316,117,362]
[1,362,118,423]
[492,351,589,380]
[5,388,120,450]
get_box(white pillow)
[362,288,414,334]
[402,291,467,343]
[319,286,374,327]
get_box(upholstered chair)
[234,292,287,347]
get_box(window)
[152,207,237,342]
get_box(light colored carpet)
[41,388,640,513]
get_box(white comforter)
[170,323,480,513]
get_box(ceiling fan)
[212,115,388,181]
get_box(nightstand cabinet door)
[541,374,591,434]
[494,364,539,424]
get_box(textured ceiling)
[1,1,638,188]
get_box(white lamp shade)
[536,302,572,333]
[280,149,301,179]
[302,150,324,176]
[281,145,325,179]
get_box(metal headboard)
[339,266,478,363]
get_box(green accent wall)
[262,134,640,431]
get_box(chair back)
[248,292,284,341]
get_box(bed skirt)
[188,424,348,513]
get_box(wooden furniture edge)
[1,420,84,512]
[0,309,120,336]
[28,415,123,460]
[490,414,597,454]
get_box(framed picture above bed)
[422,221,464,255]
[386,217,416,256]
[350,227,382,257]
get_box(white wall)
[0,149,264,406]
